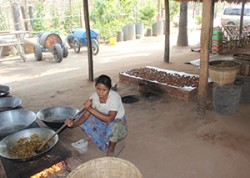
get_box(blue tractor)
[67,29,99,55]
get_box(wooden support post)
[164,0,170,63]
[83,0,94,81]
[240,2,246,36]
[197,0,213,119]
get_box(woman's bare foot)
[106,151,114,157]
[106,141,117,157]
[88,138,93,144]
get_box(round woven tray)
[67,157,142,178]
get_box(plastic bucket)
[110,37,116,45]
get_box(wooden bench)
[0,31,29,62]
[0,42,26,62]
[0,42,22,47]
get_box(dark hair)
[95,75,112,89]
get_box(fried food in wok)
[9,133,49,158]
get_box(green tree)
[139,0,157,28]
[90,0,135,40]
[51,8,61,33]
[64,0,81,33]
[32,1,47,31]
[0,10,7,30]
[169,0,179,21]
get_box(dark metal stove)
[1,141,71,178]
[0,122,72,178]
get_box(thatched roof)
[175,0,249,3]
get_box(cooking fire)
[30,161,69,178]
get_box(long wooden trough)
[119,66,202,100]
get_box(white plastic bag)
[71,139,88,154]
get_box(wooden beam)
[197,0,213,118]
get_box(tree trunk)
[20,6,29,31]
[12,3,22,31]
[177,2,188,46]
[164,0,170,63]
[28,6,34,29]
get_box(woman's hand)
[64,118,74,127]
[83,99,92,109]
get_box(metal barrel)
[38,32,62,49]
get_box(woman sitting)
[65,74,128,156]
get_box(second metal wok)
[0,85,10,97]
[0,97,22,112]
[36,106,79,129]
[0,109,36,137]
[0,127,58,160]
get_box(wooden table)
[0,31,29,62]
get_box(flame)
[30,161,66,178]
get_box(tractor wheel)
[92,39,99,55]
[63,45,69,58]
[54,44,63,63]
[34,44,43,61]
[66,34,74,48]
[73,38,81,53]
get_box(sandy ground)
[0,33,250,178]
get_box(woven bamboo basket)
[209,60,240,86]
[233,54,250,76]
[67,157,142,178]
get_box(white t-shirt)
[90,90,125,119]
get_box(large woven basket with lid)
[67,157,142,178]
[209,60,240,86]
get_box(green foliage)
[0,12,7,31]
[139,0,157,28]
[51,8,61,33]
[63,10,80,33]
[12,0,177,40]
[195,15,202,25]
[90,0,136,40]
[169,0,180,21]
[64,0,81,33]
[32,1,47,32]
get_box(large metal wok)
[0,97,22,112]
[36,106,79,129]
[0,85,10,97]
[0,127,58,160]
[0,109,36,137]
